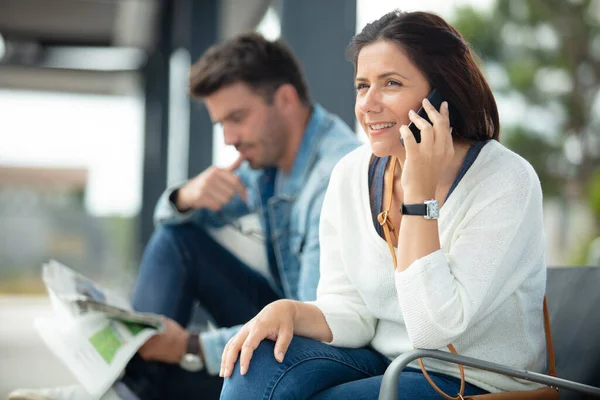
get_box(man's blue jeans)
[122,223,281,399]
[220,336,489,399]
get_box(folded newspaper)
[36,260,165,400]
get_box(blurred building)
[0,0,597,287]
[0,0,357,293]
[0,166,108,276]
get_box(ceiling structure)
[0,0,271,96]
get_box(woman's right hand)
[220,299,297,378]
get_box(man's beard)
[244,139,285,169]
[239,123,288,170]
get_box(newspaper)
[35,260,165,400]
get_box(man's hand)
[138,317,188,364]
[175,155,247,212]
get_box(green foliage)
[568,235,596,266]
[452,0,600,200]
[101,216,138,272]
[452,6,502,59]
[588,167,600,219]
[505,58,540,92]
[503,127,563,197]
[451,0,600,265]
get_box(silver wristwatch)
[179,333,204,372]
[401,199,440,220]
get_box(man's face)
[204,82,289,170]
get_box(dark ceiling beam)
[0,33,112,48]
[0,42,146,71]
[0,65,140,96]
[0,0,157,93]
[0,0,116,43]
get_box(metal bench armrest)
[378,349,600,399]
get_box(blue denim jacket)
[153,104,361,374]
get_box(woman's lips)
[368,122,397,136]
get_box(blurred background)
[0,0,599,396]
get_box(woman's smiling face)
[354,40,431,157]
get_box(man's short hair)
[189,33,311,105]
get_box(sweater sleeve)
[395,163,545,349]
[307,161,377,348]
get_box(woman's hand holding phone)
[406,88,444,144]
[399,97,454,200]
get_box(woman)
[219,10,547,399]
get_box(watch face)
[180,353,203,372]
[425,200,440,219]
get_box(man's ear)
[274,83,300,112]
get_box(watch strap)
[187,332,200,355]
[401,203,427,216]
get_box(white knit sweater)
[311,141,548,393]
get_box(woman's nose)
[358,88,383,114]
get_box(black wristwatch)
[401,199,440,219]
[179,333,204,372]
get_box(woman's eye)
[356,83,369,91]
[386,80,402,87]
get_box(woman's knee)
[220,336,350,400]
[220,339,283,399]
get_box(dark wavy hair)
[189,33,311,106]
[348,10,500,142]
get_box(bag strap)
[376,157,398,268]
[543,297,556,377]
[376,156,556,399]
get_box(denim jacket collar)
[273,103,331,198]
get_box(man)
[10,33,360,400]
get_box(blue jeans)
[122,223,281,400]
[220,336,488,400]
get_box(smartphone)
[407,88,444,144]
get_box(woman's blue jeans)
[220,336,488,400]
[121,223,281,399]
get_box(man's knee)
[137,224,215,286]
[144,223,214,259]
[151,223,206,246]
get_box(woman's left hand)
[399,98,454,199]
